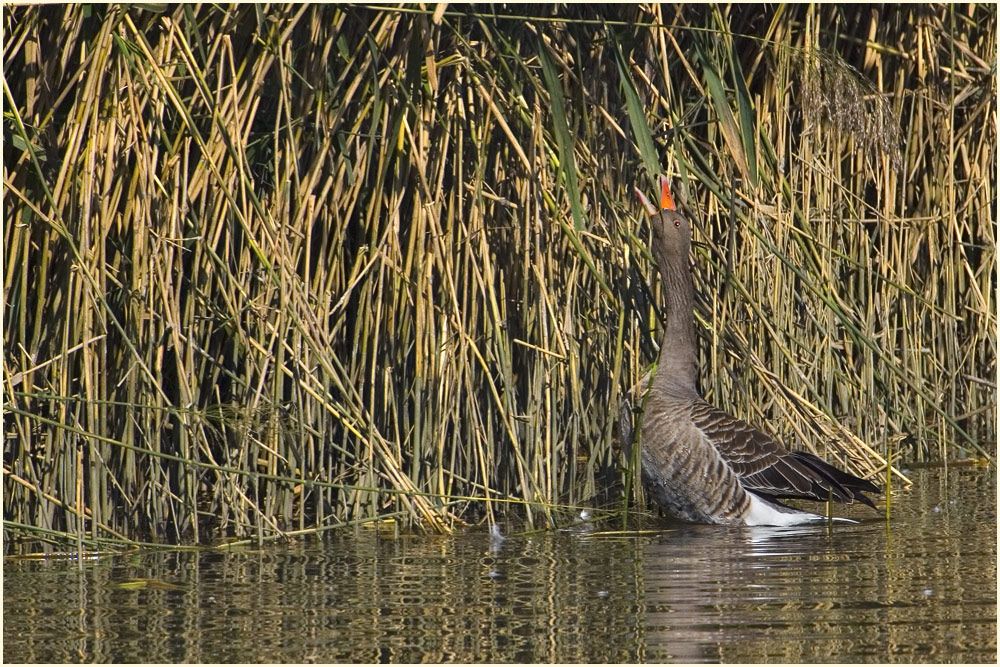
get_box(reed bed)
[3,4,995,547]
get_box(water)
[4,466,995,663]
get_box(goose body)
[635,178,879,526]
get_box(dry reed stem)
[3,4,994,547]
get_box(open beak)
[635,175,676,216]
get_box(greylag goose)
[634,177,879,526]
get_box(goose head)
[635,175,691,265]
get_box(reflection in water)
[640,523,896,662]
[4,467,996,663]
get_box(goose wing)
[689,399,879,507]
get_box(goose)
[634,176,879,526]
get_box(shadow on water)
[3,466,995,663]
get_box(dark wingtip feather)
[789,450,880,508]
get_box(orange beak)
[658,175,675,211]
[635,175,676,216]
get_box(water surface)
[4,466,995,663]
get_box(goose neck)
[652,243,699,395]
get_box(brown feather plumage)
[637,179,879,524]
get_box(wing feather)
[689,399,879,507]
